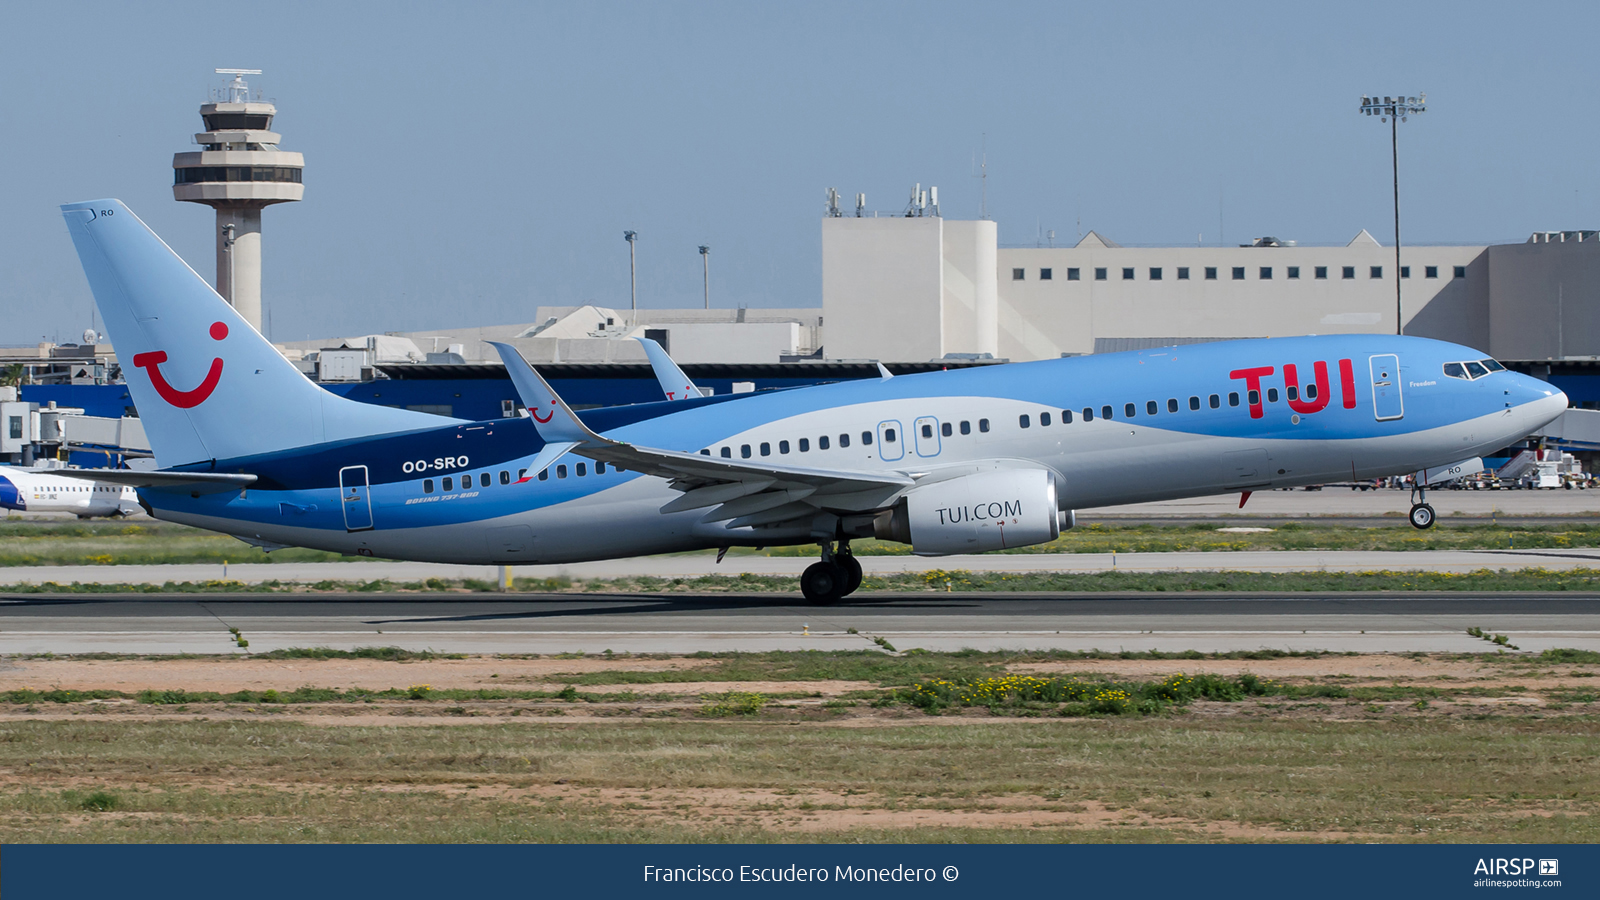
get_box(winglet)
[487,342,604,444]
[876,362,894,380]
[635,337,701,400]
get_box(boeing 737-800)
[54,200,1567,602]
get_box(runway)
[3,592,1597,655]
[3,547,1599,588]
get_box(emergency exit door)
[1369,354,1404,421]
[339,465,374,532]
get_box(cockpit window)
[1444,359,1504,380]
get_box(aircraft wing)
[635,337,702,400]
[488,342,913,522]
[53,468,257,495]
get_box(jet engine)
[874,469,1060,556]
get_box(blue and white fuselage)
[55,199,1567,599]
[145,336,1564,563]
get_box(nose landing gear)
[800,540,864,605]
[1408,485,1436,530]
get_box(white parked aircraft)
[0,466,142,518]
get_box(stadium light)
[1359,94,1427,335]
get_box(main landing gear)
[800,540,863,605]
[1408,485,1436,530]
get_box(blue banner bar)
[4,843,1595,898]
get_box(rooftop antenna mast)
[976,134,990,220]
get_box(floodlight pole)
[698,245,710,309]
[1360,93,1426,335]
[624,230,638,314]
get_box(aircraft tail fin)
[60,200,456,466]
[635,337,701,400]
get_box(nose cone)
[0,475,20,511]
[1511,374,1568,431]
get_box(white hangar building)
[821,209,1598,364]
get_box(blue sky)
[1,1,1593,343]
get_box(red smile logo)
[132,321,228,409]
[529,406,554,423]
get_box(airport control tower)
[172,69,304,333]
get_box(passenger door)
[913,416,942,457]
[1369,354,1404,421]
[876,420,905,461]
[339,465,374,532]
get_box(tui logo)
[1230,359,1358,419]
[132,321,228,409]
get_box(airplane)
[0,465,142,518]
[54,199,1569,603]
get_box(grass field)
[0,649,1596,842]
[7,517,1600,568]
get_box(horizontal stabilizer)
[54,468,256,495]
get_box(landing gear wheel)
[801,561,846,605]
[837,552,863,596]
[1409,503,1436,530]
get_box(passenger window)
[1305,384,1318,399]
[819,435,830,449]
[444,476,454,490]
[1102,405,1113,420]
[597,462,606,474]
[538,469,549,481]
[1167,398,1178,413]
[941,422,952,437]
[1061,409,1073,424]
[1124,403,1136,418]
[1082,407,1094,422]
[499,470,510,484]
[862,431,873,445]
[741,444,752,458]
[576,463,587,476]
[1189,396,1200,411]
[556,466,567,479]
[700,449,710,456]
[799,438,810,452]
[1287,386,1298,401]
[921,424,933,438]
[1209,394,1220,409]
[1463,361,1488,379]
[1019,414,1030,429]
[1146,401,1157,415]
[779,440,790,454]
[1244,391,1255,406]
[518,468,527,479]
[424,479,434,493]
[883,429,896,443]
[978,419,990,433]
[840,433,850,448]
[1231,392,1242,407]
[721,447,732,458]
[960,421,971,435]
[1040,412,1051,426]
[760,442,772,456]
[1267,388,1279,403]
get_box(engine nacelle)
[874,469,1060,556]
